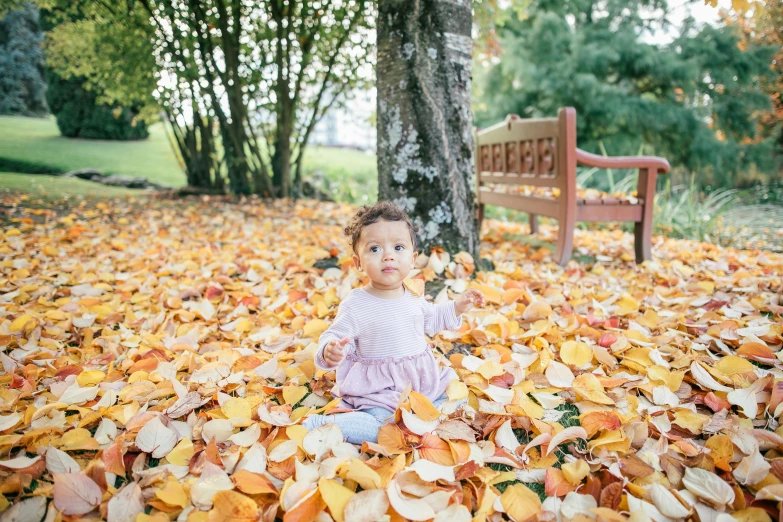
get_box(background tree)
[0,2,47,116]
[43,0,374,196]
[474,0,777,188]
[376,0,479,257]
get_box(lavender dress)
[314,287,462,412]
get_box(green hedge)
[45,71,149,141]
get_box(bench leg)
[634,168,657,263]
[477,203,485,229]
[529,213,539,234]
[554,219,574,266]
[634,219,652,262]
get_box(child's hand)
[455,289,485,315]
[323,338,350,368]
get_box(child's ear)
[412,251,418,265]
[352,254,361,271]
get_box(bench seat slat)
[577,204,643,222]
[479,190,560,218]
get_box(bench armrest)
[576,148,670,173]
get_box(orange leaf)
[232,470,279,495]
[283,489,325,522]
[377,424,410,455]
[544,468,576,497]
[580,411,622,438]
[208,490,260,522]
[408,391,440,422]
[417,433,455,466]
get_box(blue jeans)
[302,392,464,445]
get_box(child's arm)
[423,289,485,336]
[314,300,359,371]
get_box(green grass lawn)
[0,115,186,187]
[0,115,379,202]
[1,172,144,199]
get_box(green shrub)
[45,71,149,140]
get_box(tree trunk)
[377,0,478,258]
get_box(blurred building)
[310,89,376,151]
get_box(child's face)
[352,219,418,291]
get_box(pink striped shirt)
[314,287,462,369]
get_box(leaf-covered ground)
[1,195,782,522]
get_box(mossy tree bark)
[377,0,479,258]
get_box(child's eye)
[370,246,380,253]
[395,245,404,251]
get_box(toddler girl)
[303,201,484,444]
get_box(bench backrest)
[475,107,577,193]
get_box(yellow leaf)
[222,398,252,419]
[572,373,615,405]
[616,295,640,315]
[156,477,189,508]
[476,360,505,380]
[208,490,260,522]
[58,428,99,451]
[500,483,542,521]
[714,355,755,376]
[303,319,329,338]
[76,370,106,387]
[285,425,309,446]
[341,458,382,490]
[10,314,35,333]
[559,341,592,368]
[402,278,424,296]
[562,460,590,485]
[166,438,195,466]
[282,385,308,406]
[408,391,441,422]
[474,284,503,305]
[446,380,468,401]
[318,478,354,522]
[233,318,252,333]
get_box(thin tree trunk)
[377,0,478,257]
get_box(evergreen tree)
[475,0,776,187]
[0,2,47,116]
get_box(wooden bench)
[475,107,670,265]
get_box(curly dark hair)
[344,201,419,253]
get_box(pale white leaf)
[733,449,770,486]
[560,492,597,520]
[649,483,691,519]
[257,402,294,426]
[0,413,21,432]
[682,467,735,508]
[494,419,521,453]
[0,455,41,469]
[343,488,390,522]
[94,418,118,445]
[408,459,455,482]
[45,446,80,474]
[546,426,588,456]
[386,478,435,521]
[727,378,766,418]
[545,360,575,388]
[201,419,234,443]
[53,473,102,515]
[0,495,47,522]
[235,442,268,474]
[401,408,439,436]
[135,416,177,458]
[58,383,99,406]
[302,423,343,462]
[268,439,299,462]
[107,482,145,522]
[690,363,732,393]
[190,462,234,510]
[228,423,262,447]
